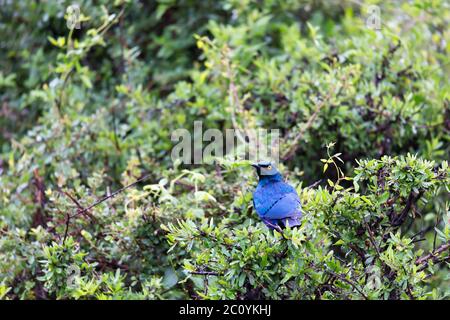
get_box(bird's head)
[251,161,280,177]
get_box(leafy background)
[0,0,449,299]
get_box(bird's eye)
[267,165,272,170]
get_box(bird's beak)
[251,163,259,168]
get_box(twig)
[415,240,450,271]
[365,222,381,257]
[69,173,152,219]
[263,219,287,239]
[326,270,368,300]
[391,191,423,227]
[282,78,346,161]
[62,213,70,244]
[433,216,440,252]
[406,284,415,300]
[348,243,366,263]
[55,68,74,115]
[282,101,327,160]
[307,179,322,189]
[411,225,434,240]
[55,8,125,116]
[190,271,220,276]
[58,174,152,244]
[223,46,249,147]
[59,189,96,221]
[111,105,122,152]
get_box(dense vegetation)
[0,0,449,300]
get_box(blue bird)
[251,161,302,229]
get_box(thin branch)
[189,271,220,276]
[348,243,366,262]
[223,46,252,148]
[57,174,153,244]
[391,191,423,227]
[282,102,326,160]
[59,189,96,221]
[69,173,152,219]
[365,222,381,257]
[263,219,288,239]
[306,179,322,189]
[62,213,70,244]
[433,216,440,252]
[282,85,337,161]
[326,270,368,300]
[416,240,450,271]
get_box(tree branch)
[416,240,450,271]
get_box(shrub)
[164,154,449,299]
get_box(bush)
[0,0,449,299]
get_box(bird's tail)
[263,215,302,230]
[281,217,302,228]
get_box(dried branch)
[58,173,153,243]
[70,173,152,219]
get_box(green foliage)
[164,155,449,299]
[0,0,449,299]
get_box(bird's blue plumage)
[252,167,302,229]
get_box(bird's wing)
[262,192,301,219]
[253,180,301,219]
